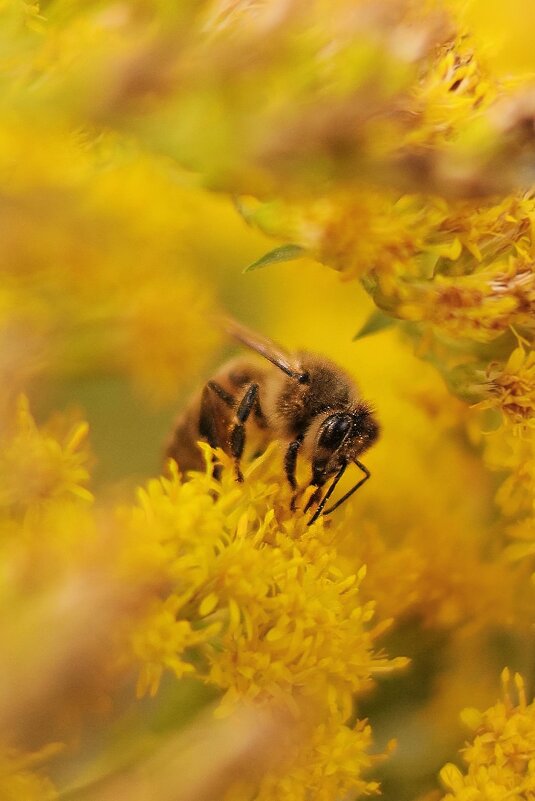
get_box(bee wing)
[221,317,305,381]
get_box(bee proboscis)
[165,319,379,525]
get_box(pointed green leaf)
[243,244,306,273]
[353,310,394,340]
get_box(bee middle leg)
[229,383,259,482]
[284,435,304,510]
[200,382,234,481]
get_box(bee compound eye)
[317,415,352,450]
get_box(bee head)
[350,405,380,454]
[311,406,379,486]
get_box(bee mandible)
[165,319,379,525]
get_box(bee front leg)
[303,461,328,514]
[323,460,371,516]
[303,485,324,514]
[229,383,259,482]
[307,462,347,526]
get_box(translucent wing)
[221,317,306,382]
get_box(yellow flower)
[128,447,406,709]
[120,274,220,403]
[250,190,438,281]
[504,517,535,563]
[0,116,222,401]
[478,346,535,425]
[405,36,495,150]
[0,395,92,515]
[0,745,60,801]
[411,266,525,341]
[126,446,407,796]
[254,718,382,801]
[439,669,535,801]
[131,595,221,698]
[353,520,518,632]
[484,426,535,518]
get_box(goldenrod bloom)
[440,669,535,801]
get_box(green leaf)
[243,244,306,273]
[353,310,394,340]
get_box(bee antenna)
[322,459,371,519]
[220,315,307,383]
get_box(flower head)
[478,345,535,426]
[439,669,535,801]
[0,395,92,516]
[124,446,407,797]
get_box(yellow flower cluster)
[1,2,220,404]
[466,341,535,570]
[255,718,382,801]
[0,395,92,513]
[0,401,406,800]
[0,399,89,796]
[478,346,535,426]
[440,669,535,801]
[126,447,407,798]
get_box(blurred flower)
[69,703,297,801]
[0,395,92,514]
[439,668,535,801]
[0,744,60,801]
[255,717,385,801]
[0,115,221,402]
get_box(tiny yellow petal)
[440,763,465,792]
[460,707,482,730]
[66,421,90,452]
[199,593,219,617]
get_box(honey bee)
[165,319,379,525]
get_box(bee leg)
[322,460,370,517]
[303,485,324,514]
[229,383,259,483]
[199,384,228,480]
[304,460,329,514]
[207,381,235,408]
[307,463,347,526]
[284,435,304,510]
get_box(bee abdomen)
[165,358,268,474]
[165,397,207,472]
